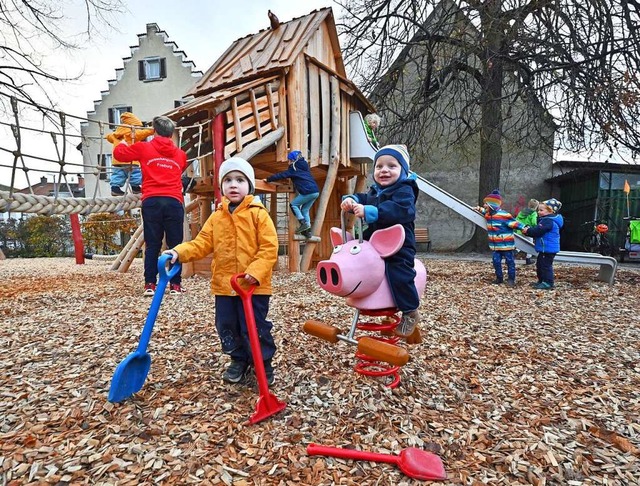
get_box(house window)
[139,57,167,81]
[98,154,112,181]
[108,105,132,130]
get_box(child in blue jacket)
[523,198,563,290]
[265,150,319,237]
[340,144,420,337]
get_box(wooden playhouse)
[167,7,378,274]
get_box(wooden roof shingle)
[187,8,344,97]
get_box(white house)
[80,23,203,199]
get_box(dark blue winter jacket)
[265,157,319,195]
[346,176,419,250]
[527,213,564,253]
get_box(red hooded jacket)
[114,136,187,203]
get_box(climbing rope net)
[0,92,211,216]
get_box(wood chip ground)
[1,257,639,485]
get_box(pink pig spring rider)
[303,216,427,388]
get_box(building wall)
[411,103,555,251]
[371,13,555,250]
[80,23,202,198]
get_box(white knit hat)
[218,157,255,194]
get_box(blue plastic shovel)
[108,254,181,403]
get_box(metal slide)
[414,175,618,285]
[349,111,378,163]
[346,110,617,284]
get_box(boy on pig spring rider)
[340,144,421,338]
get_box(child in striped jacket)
[474,190,525,287]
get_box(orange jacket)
[173,195,278,296]
[105,112,155,167]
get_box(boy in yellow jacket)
[105,112,155,196]
[164,157,279,385]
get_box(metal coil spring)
[354,309,403,388]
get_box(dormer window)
[139,57,166,81]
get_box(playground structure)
[165,8,375,273]
[0,7,618,285]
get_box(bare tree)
[338,0,640,248]
[0,0,123,108]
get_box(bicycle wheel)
[582,234,598,253]
[599,236,612,256]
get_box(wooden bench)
[415,227,431,252]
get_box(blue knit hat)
[374,144,411,177]
[288,150,303,162]
[543,198,562,213]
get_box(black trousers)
[215,294,276,364]
[385,248,420,313]
[141,196,184,285]
[536,252,556,285]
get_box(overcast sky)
[60,0,339,117]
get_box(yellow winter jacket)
[105,112,155,167]
[173,195,278,296]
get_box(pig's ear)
[369,224,405,257]
[330,227,343,246]
[330,227,354,246]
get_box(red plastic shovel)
[230,274,286,424]
[307,443,447,481]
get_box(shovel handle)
[157,254,181,281]
[230,273,256,297]
[307,444,398,465]
[136,255,181,353]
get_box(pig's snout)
[317,261,341,292]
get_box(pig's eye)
[349,245,361,255]
[333,245,342,253]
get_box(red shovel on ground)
[307,443,447,481]
[230,274,286,424]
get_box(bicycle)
[581,220,611,255]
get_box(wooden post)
[180,199,200,279]
[345,174,368,232]
[308,63,320,166]
[118,230,146,274]
[69,214,85,265]
[111,224,144,271]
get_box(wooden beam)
[266,82,278,131]
[235,126,284,161]
[250,89,262,139]
[118,230,146,274]
[255,180,277,193]
[276,78,287,161]
[308,62,320,167]
[111,224,144,271]
[300,76,341,272]
[320,70,330,166]
[231,97,243,153]
[288,208,300,272]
